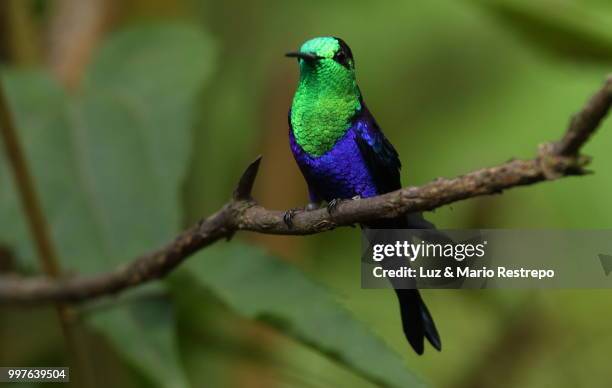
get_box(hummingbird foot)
[327,196,361,217]
[283,202,322,228]
[327,198,342,214]
[327,195,361,214]
[283,208,302,228]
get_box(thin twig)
[0,84,62,277]
[0,81,90,385]
[554,74,612,156]
[0,75,610,304]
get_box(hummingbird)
[285,36,441,354]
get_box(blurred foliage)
[0,22,214,387]
[0,0,612,387]
[187,243,424,388]
[86,286,187,388]
[474,0,612,63]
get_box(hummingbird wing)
[354,106,435,228]
[353,106,402,195]
[354,105,443,354]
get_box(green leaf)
[187,243,425,388]
[0,23,216,387]
[86,286,188,388]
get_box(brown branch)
[0,76,611,304]
[554,74,612,156]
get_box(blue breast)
[289,121,379,202]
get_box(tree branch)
[1,76,611,304]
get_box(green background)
[0,0,611,387]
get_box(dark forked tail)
[367,212,442,354]
[395,288,441,354]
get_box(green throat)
[290,58,362,157]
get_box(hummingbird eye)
[333,50,350,68]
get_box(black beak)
[285,52,321,61]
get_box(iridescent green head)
[286,36,356,72]
[287,37,362,156]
